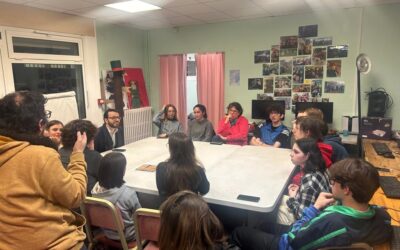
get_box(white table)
[117,137,295,213]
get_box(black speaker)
[367,91,387,117]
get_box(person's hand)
[288,184,299,197]
[224,114,231,123]
[161,104,166,111]
[73,131,87,153]
[49,136,61,145]
[314,192,335,210]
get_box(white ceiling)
[1,0,400,30]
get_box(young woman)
[156,132,210,201]
[92,152,141,241]
[277,137,331,225]
[159,191,226,250]
[188,104,215,142]
[42,120,64,147]
[216,102,249,145]
[153,104,184,138]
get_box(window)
[186,54,198,115]
[12,37,79,56]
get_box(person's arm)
[177,122,184,133]
[187,120,193,138]
[286,176,319,219]
[226,117,249,142]
[40,132,88,209]
[216,117,229,135]
[153,109,164,128]
[198,167,210,195]
[204,122,215,142]
[273,131,290,148]
[156,162,166,195]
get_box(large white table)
[117,137,295,213]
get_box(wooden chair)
[80,197,137,250]
[134,208,161,250]
[318,242,373,250]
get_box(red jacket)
[217,116,249,146]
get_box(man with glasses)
[232,158,392,249]
[94,108,124,153]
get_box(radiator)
[124,107,152,144]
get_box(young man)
[232,158,393,250]
[250,103,290,148]
[94,109,124,153]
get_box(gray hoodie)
[91,183,141,241]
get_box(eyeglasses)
[229,109,239,113]
[45,110,52,119]
[108,116,121,120]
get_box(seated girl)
[159,191,226,250]
[277,138,331,225]
[153,104,184,137]
[42,120,63,147]
[215,102,249,145]
[188,104,215,142]
[156,132,210,201]
[92,152,141,241]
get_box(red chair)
[134,208,161,250]
[81,197,137,250]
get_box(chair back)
[81,197,130,250]
[134,208,161,250]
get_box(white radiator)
[124,107,152,144]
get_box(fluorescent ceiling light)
[105,0,161,13]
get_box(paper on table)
[136,164,157,172]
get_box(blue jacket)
[259,123,289,145]
[279,205,392,250]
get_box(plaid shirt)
[287,170,331,219]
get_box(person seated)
[250,103,290,148]
[94,109,124,153]
[153,104,184,138]
[188,104,215,142]
[159,191,226,250]
[59,119,102,196]
[156,132,209,202]
[297,107,348,162]
[215,102,249,146]
[231,158,393,250]
[92,152,141,242]
[0,91,87,249]
[42,120,64,147]
[277,138,331,226]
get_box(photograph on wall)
[324,81,345,93]
[292,92,310,104]
[311,79,322,97]
[312,47,327,65]
[254,50,271,63]
[293,66,304,84]
[313,37,333,46]
[275,76,292,89]
[298,24,318,37]
[264,77,274,93]
[298,37,313,55]
[305,66,323,79]
[280,48,297,57]
[280,35,298,49]
[271,45,280,62]
[262,63,279,76]
[327,45,348,58]
[248,78,263,90]
[257,93,273,100]
[292,84,311,93]
[275,97,291,110]
[293,56,311,66]
[326,60,342,77]
[279,59,293,75]
[229,69,240,86]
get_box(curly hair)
[0,91,47,134]
[61,119,98,149]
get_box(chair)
[80,197,137,250]
[134,208,161,250]
[318,242,373,250]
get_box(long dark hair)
[98,152,126,189]
[295,138,326,174]
[163,104,178,121]
[165,132,202,196]
[159,191,225,250]
[193,104,208,119]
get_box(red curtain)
[159,54,187,131]
[195,52,225,127]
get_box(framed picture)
[324,81,345,93]
[327,45,348,58]
[254,50,271,63]
[299,24,318,37]
[326,60,341,77]
[280,36,298,49]
[313,37,333,46]
[248,78,263,90]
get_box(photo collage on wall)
[250,24,348,110]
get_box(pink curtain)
[196,52,225,127]
[159,54,188,131]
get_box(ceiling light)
[105,0,161,13]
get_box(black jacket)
[94,124,124,153]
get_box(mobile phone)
[112,148,126,152]
[237,194,260,203]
